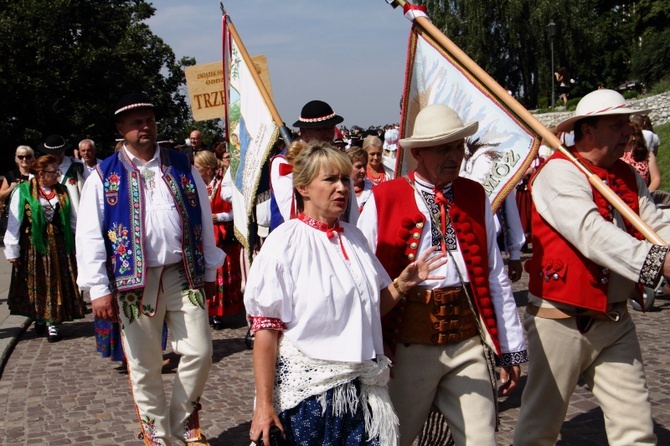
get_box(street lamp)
[548,20,556,108]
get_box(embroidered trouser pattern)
[119,264,212,446]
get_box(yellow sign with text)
[184,57,273,122]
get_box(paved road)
[1,254,669,445]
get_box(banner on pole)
[399,25,540,212]
[223,17,279,250]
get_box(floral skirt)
[8,222,85,324]
[207,241,243,317]
[278,379,381,446]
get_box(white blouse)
[244,218,392,363]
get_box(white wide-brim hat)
[400,104,478,150]
[556,89,651,133]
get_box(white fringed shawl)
[274,337,399,445]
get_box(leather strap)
[397,286,478,345]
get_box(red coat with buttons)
[372,174,501,355]
[525,150,644,312]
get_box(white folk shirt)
[82,158,102,179]
[244,218,392,363]
[76,145,225,300]
[357,178,527,357]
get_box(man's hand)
[91,294,119,321]
[662,252,670,282]
[507,259,523,283]
[499,365,521,396]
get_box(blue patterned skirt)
[277,379,381,446]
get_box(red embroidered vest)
[372,174,501,354]
[526,150,644,312]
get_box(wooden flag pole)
[391,0,665,244]
[221,3,292,146]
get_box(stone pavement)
[1,254,670,445]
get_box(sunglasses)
[17,155,33,160]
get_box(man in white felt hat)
[514,89,670,445]
[357,104,527,446]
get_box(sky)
[145,0,410,129]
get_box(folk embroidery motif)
[104,172,120,206]
[107,223,132,274]
[180,174,198,207]
[164,171,206,289]
[138,415,165,446]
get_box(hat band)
[115,102,154,115]
[584,103,630,116]
[44,142,66,150]
[298,112,336,123]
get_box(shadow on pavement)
[207,420,252,446]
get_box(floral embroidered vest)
[372,174,501,355]
[526,150,644,312]
[96,147,206,292]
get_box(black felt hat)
[292,100,344,128]
[38,134,72,154]
[114,92,155,119]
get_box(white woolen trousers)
[514,312,656,446]
[119,264,212,445]
[389,337,497,446]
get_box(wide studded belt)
[396,285,478,345]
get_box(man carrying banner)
[358,104,527,446]
[514,89,670,446]
[76,93,224,446]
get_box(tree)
[416,0,651,108]
[0,0,191,166]
[631,0,670,86]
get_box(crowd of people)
[0,88,666,445]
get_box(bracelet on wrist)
[393,277,407,296]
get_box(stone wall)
[533,91,670,129]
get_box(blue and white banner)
[223,15,279,249]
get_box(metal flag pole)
[386,0,665,244]
[220,3,292,146]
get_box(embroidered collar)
[298,212,348,259]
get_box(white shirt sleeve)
[270,157,294,223]
[485,196,527,356]
[356,194,379,252]
[3,188,22,260]
[75,173,113,300]
[502,191,525,260]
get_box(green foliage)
[0,0,191,167]
[622,90,641,100]
[649,77,670,96]
[655,122,670,191]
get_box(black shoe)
[34,322,46,335]
[212,317,225,330]
[47,325,62,343]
